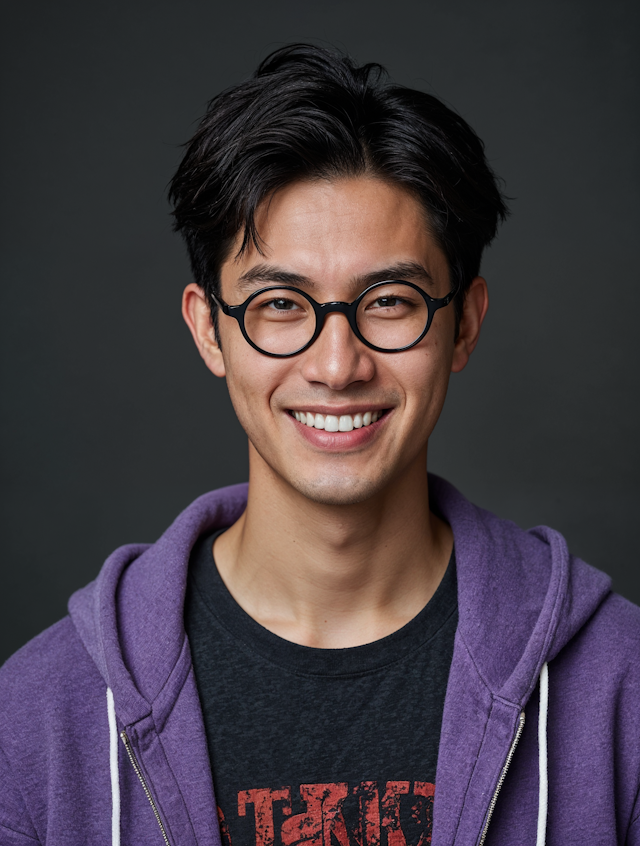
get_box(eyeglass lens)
[243,282,430,355]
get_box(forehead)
[221,177,449,295]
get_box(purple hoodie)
[1,475,640,845]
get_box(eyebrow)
[356,262,436,290]
[236,265,315,292]
[235,261,436,295]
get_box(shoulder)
[575,590,640,659]
[0,615,106,751]
[591,591,640,681]
[0,616,98,701]
[552,589,640,712]
[0,617,109,842]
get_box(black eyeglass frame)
[212,280,454,358]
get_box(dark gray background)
[1,0,638,664]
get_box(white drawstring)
[106,688,121,846]
[536,662,549,846]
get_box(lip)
[287,407,392,451]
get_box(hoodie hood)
[69,482,249,729]
[69,475,611,726]
[429,476,611,705]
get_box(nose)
[299,311,375,390]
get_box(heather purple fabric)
[1,475,640,845]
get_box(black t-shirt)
[185,531,457,846]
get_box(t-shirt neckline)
[188,529,457,678]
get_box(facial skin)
[184,177,487,508]
[183,176,487,648]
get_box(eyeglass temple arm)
[433,291,454,307]
[211,291,235,316]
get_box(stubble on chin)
[286,472,381,507]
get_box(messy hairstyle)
[169,43,508,328]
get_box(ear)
[451,276,489,373]
[181,283,226,377]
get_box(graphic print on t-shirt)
[217,779,435,846]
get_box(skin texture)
[183,177,488,648]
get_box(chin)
[288,472,384,507]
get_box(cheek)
[394,339,454,422]
[222,341,288,424]
[410,330,454,383]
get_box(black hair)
[169,43,508,328]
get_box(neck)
[213,445,452,648]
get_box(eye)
[374,296,403,308]
[266,298,300,311]
[368,295,410,310]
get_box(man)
[1,43,639,846]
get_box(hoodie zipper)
[118,712,524,846]
[476,711,525,846]
[120,730,172,846]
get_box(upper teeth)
[292,410,382,431]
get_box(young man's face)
[184,177,486,506]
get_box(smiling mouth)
[289,409,388,432]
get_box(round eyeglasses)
[212,280,454,358]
